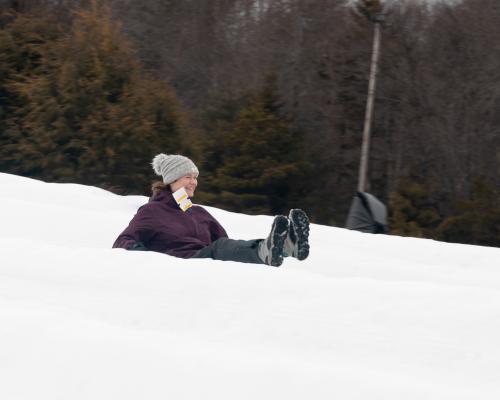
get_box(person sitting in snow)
[113,153,310,267]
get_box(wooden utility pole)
[357,17,382,192]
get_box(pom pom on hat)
[152,154,168,176]
[152,153,199,185]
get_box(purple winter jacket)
[113,189,228,258]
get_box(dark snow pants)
[191,238,264,264]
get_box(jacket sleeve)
[112,205,157,250]
[209,215,229,242]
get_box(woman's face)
[170,173,198,197]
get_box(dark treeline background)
[1,0,499,247]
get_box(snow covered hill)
[1,172,499,400]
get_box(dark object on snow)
[345,192,389,234]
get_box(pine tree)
[0,11,63,174]
[436,180,500,247]
[388,178,442,238]
[2,0,187,193]
[199,75,308,215]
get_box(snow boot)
[284,209,310,261]
[258,215,289,267]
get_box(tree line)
[0,0,499,247]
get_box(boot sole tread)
[290,209,310,261]
[270,216,289,267]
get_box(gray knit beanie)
[152,153,199,185]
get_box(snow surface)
[1,172,500,399]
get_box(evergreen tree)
[388,178,442,238]
[390,176,500,247]
[1,0,187,193]
[199,75,308,215]
[436,180,500,247]
[0,11,63,173]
